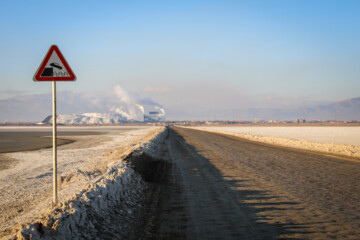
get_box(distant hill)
[40,111,166,124]
[225,97,360,121]
[40,113,133,125]
[0,92,104,123]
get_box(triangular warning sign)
[33,45,76,81]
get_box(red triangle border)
[33,45,76,81]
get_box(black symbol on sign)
[50,62,62,70]
[41,68,53,76]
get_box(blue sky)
[0,0,359,115]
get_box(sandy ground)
[191,126,360,159]
[0,126,160,239]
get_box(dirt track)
[139,127,360,239]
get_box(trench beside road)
[139,127,360,239]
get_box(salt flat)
[0,126,160,239]
[191,126,360,159]
[195,126,360,146]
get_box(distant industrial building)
[143,105,165,122]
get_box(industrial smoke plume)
[111,85,165,121]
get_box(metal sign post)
[33,45,76,207]
[52,81,58,205]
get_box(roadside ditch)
[11,128,170,240]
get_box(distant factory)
[143,105,166,122]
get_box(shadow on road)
[170,128,321,240]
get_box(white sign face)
[41,51,70,77]
[33,45,76,81]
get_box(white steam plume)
[110,85,165,121]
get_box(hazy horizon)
[0,86,359,122]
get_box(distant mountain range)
[0,91,103,123]
[0,91,359,122]
[0,90,165,123]
[212,97,360,121]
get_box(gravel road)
[140,127,360,239]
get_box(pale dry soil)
[192,126,360,159]
[194,126,360,146]
[0,126,159,239]
[136,127,360,239]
